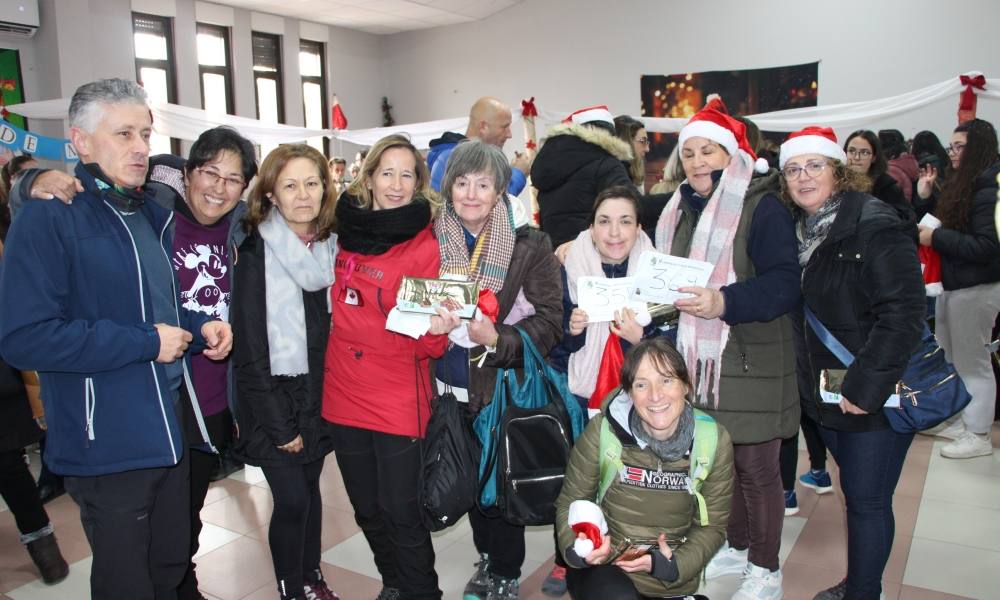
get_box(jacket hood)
[427,131,466,172]
[889,154,920,180]
[546,123,633,161]
[604,388,644,447]
[532,124,633,190]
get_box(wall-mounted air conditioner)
[0,1,39,39]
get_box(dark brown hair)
[620,337,691,395]
[937,118,998,231]
[845,129,888,177]
[244,144,337,241]
[588,184,641,226]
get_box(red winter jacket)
[322,225,447,438]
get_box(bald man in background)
[427,96,532,194]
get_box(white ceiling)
[208,0,523,35]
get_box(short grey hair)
[69,78,148,132]
[441,139,511,202]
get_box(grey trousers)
[936,281,1000,434]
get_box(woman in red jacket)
[322,134,456,600]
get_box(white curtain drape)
[6,72,994,149]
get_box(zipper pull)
[740,352,749,373]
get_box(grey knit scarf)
[796,195,842,267]
[630,402,695,462]
[258,207,336,376]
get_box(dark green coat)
[667,171,799,443]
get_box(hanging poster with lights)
[640,61,819,171]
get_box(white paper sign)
[577,276,647,323]
[632,251,714,304]
[918,213,942,229]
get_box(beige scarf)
[565,228,654,398]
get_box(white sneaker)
[923,418,966,441]
[704,542,748,579]
[941,431,994,459]
[733,563,783,600]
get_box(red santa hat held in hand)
[678,95,769,173]
[568,500,608,558]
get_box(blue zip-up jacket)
[0,163,213,476]
[427,131,527,195]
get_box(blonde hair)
[345,134,435,211]
[244,144,337,240]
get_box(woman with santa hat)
[654,97,801,600]
[780,126,924,599]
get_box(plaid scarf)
[435,195,517,293]
[655,150,755,408]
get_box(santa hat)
[564,105,615,127]
[779,126,847,168]
[568,500,608,558]
[678,96,769,173]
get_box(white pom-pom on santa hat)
[569,500,608,558]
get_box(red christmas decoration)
[958,73,986,124]
[331,95,348,130]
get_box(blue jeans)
[818,425,913,599]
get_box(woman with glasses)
[844,130,913,223]
[916,118,1000,459]
[615,115,651,194]
[655,99,800,600]
[779,127,925,600]
[231,144,340,600]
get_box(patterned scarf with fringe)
[435,195,516,293]
[654,150,755,408]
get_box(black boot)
[26,532,69,584]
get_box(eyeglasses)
[846,147,872,158]
[635,137,650,146]
[195,167,245,190]
[781,161,829,180]
[946,143,965,155]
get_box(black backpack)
[493,380,574,526]
[419,391,481,531]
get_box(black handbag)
[418,389,482,532]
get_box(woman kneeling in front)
[555,337,734,600]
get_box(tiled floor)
[1,426,997,600]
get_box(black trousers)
[469,507,525,580]
[178,408,234,600]
[330,423,441,600]
[566,564,708,600]
[261,457,325,596]
[66,450,191,600]
[0,448,49,536]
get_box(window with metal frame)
[196,23,235,116]
[132,12,179,156]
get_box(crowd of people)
[0,77,997,600]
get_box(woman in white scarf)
[230,144,338,600]
[555,184,656,406]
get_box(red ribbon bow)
[959,74,986,112]
[477,289,499,323]
[521,97,538,118]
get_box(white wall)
[382,0,1000,145]
[0,0,386,165]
